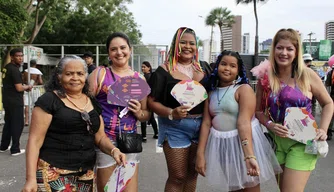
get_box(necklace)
[65,94,93,134]
[177,63,194,79]
[217,85,231,105]
[65,94,89,111]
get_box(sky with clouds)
[127,0,334,52]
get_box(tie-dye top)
[96,67,137,141]
[267,82,312,124]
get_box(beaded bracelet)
[244,155,257,161]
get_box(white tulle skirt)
[205,118,282,191]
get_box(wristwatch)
[168,109,174,120]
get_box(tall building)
[259,39,273,52]
[325,21,334,41]
[221,15,242,52]
[242,33,250,54]
[203,39,217,63]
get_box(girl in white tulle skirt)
[196,51,282,191]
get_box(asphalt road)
[0,114,333,191]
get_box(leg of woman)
[163,141,190,192]
[96,165,117,192]
[150,114,159,138]
[275,165,285,190]
[243,184,260,192]
[123,164,139,192]
[183,142,198,192]
[141,121,147,142]
[280,168,311,192]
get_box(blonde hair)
[268,28,310,95]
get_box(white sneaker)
[11,149,25,156]
[0,146,11,153]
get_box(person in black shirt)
[325,66,334,140]
[147,27,211,192]
[0,48,32,156]
[22,56,126,192]
[83,51,96,74]
[141,61,158,142]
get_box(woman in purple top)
[88,32,150,192]
[255,28,333,192]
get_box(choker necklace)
[177,63,194,79]
[217,85,231,105]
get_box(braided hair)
[166,27,203,73]
[210,50,248,90]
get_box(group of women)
[22,27,332,192]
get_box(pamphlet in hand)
[171,80,208,111]
[283,107,317,144]
[104,161,137,192]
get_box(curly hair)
[45,55,89,98]
[210,50,248,90]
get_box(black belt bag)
[117,131,143,153]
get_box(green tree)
[1,0,142,67]
[0,0,65,66]
[236,0,267,66]
[206,7,235,52]
[34,0,142,60]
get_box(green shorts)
[274,136,318,171]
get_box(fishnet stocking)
[163,142,198,192]
[183,143,198,192]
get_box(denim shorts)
[157,116,202,148]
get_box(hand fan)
[283,107,317,144]
[170,80,208,111]
[104,161,137,192]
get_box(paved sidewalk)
[0,117,334,191]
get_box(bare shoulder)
[237,84,254,94]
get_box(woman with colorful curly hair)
[147,27,211,192]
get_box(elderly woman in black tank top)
[22,56,126,192]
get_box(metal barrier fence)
[0,81,329,125]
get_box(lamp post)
[199,15,214,63]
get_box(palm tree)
[236,0,267,66]
[206,7,235,53]
[205,14,215,62]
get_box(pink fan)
[107,73,151,107]
[171,80,208,111]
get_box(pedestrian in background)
[141,61,158,142]
[0,48,32,156]
[23,59,43,126]
[83,51,96,74]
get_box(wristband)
[110,147,119,156]
[244,155,257,161]
[265,120,273,127]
